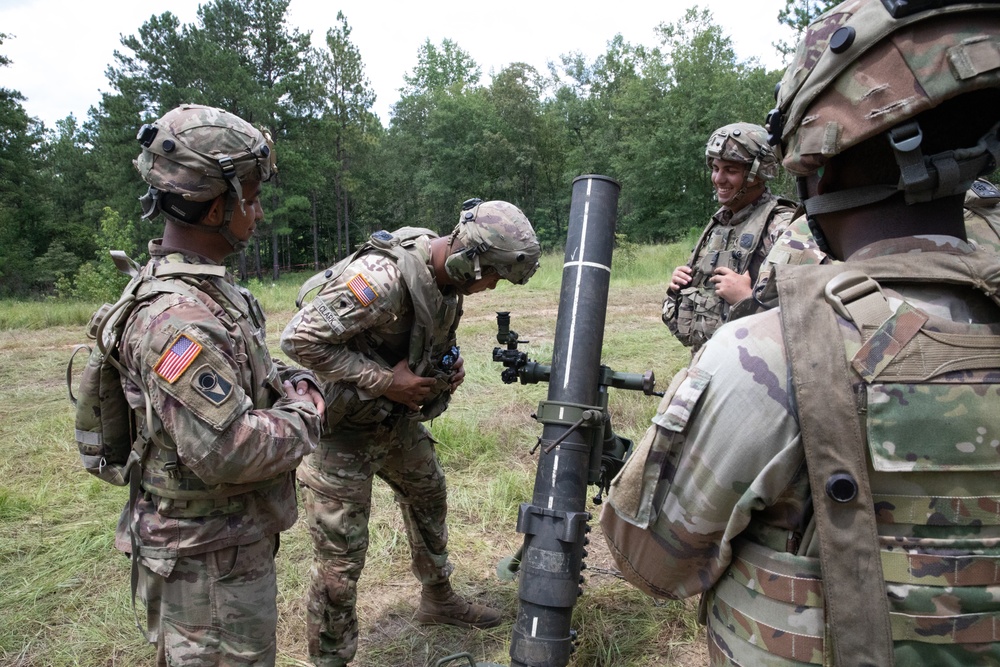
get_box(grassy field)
[0,243,705,667]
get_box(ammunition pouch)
[667,285,725,351]
[141,435,283,519]
[417,373,454,422]
[324,381,398,430]
[694,249,739,283]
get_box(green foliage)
[70,207,137,303]
[0,33,53,297]
[3,2,798,299]
[34,242,82,294]
[0,299,101,330]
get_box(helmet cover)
[705,122,779,183]
[767,0,1000,176]
[445,200,540,285]
[134,103,276,202]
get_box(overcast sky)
[1,0,795,129]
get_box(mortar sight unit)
[492,311,658,502]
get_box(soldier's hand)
[449,355,466,394]
[669,265,693,292]
[283,380,326,414]
[383,359,436,410]
[709,267,752,305]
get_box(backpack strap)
[777,263,894,667]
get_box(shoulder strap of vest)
[96,256,217,643]
[389,242,448,374]
[733,196,792,274]
[775,248,1000,665]
[685,215,718,268]
[295,228,440,309]
[776,262,894,667]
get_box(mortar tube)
[508,175,621,667]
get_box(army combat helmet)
[765,0,1000,213]
[444,199,540,286]
[705,122,779,185]
[134,103,276,251]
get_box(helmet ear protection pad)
[444,198,488,282]
[158,192,214,224]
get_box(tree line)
[0,0,835,300]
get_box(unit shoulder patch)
[147,327,248,432]
[192,364,234,405]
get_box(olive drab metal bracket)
[489,176,662,667]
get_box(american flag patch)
[154,334,202,383]
[347,274,378,307]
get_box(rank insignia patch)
[193,366,234,405]
[155,334,202,383]
[347,274,378,307]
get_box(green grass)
[0,244,704,666]
[0,298,104,330]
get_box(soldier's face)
[459,269,502,295]
[230,180,264,241]
[711,158,762,212]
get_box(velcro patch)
[347,274,378,307]
[192,365,234,405]
[155,334,202,383]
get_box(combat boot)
[415,581,502,629]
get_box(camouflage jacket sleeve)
[605,310,803,598]
[750,202,795,290]
[280,253,408,395]
[123,292,322,487]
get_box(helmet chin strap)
[801,120,1000,221]
[219,190,249,253]
[724,168,761,209]
[726,183,751,208]
[889,119,1000,204]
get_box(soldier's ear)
[200,194,226,227]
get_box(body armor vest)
[296,229,461,427]
[711,249,1000,666]
[665,197,792,350]
[135,259,285,517]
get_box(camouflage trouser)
[297,418,452,667]
[138,534,278,666]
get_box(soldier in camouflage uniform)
[662,122,795,353]
[280,200,540,667]
[602,2,1000,665]
[116,104,324,666]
